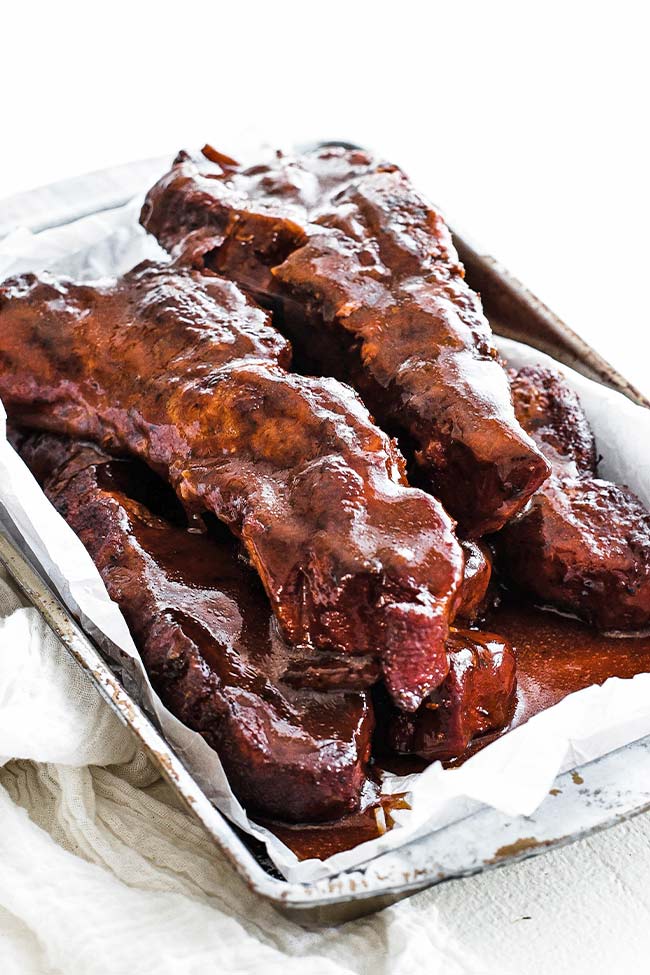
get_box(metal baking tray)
[2,154,650,927]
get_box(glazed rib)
[376,629,516,763]
[141,145,550,536]
[0,260,464,710]
[499,365,650,630]
[16,431,373,822]
[457,540,494,621]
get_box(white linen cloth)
[3,566,650,974]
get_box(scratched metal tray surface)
[2,153,650,927]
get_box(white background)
[2,3,650,972]
[2,0,649,395]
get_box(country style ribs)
[0,260,465,710]
[457,540,494,621]
[141,145,550,536]
[5,145,649,836]
[15,431,373,822]
[499,365,650,630]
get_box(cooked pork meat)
[457,540,494,621]
[17,431,374,822]
[506,365,597,474]
[499,365,650,630]
[0,260,464,710]
[376,629,516,762]
[140,145,549,537]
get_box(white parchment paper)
[2,198,650,884]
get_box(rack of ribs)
[140,144,550,536]
[499,365,650,630]
[15,431,374,822]
[0,260,465,711]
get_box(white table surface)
[2,3,650,972]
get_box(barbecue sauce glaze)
[270,595,650,860]
[103,496,650,858]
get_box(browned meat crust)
[508,366,597,474]
[140,145,550,537]
[18,431,374,823]
[0,261,464,710]
[457,540,494,621]
[375,629,516,762]
[499,366,650,630]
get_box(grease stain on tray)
[490,836,545,861]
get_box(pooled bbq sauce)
[488,596,650,721]
[267,785,409,861]
[268,593,650,860]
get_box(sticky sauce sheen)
[269,594,650,860]
[492,595,650,724]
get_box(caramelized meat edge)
[499,365,650,630]
[0,261,464,710]
[17,431,374,823]
[141,145,549,536]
